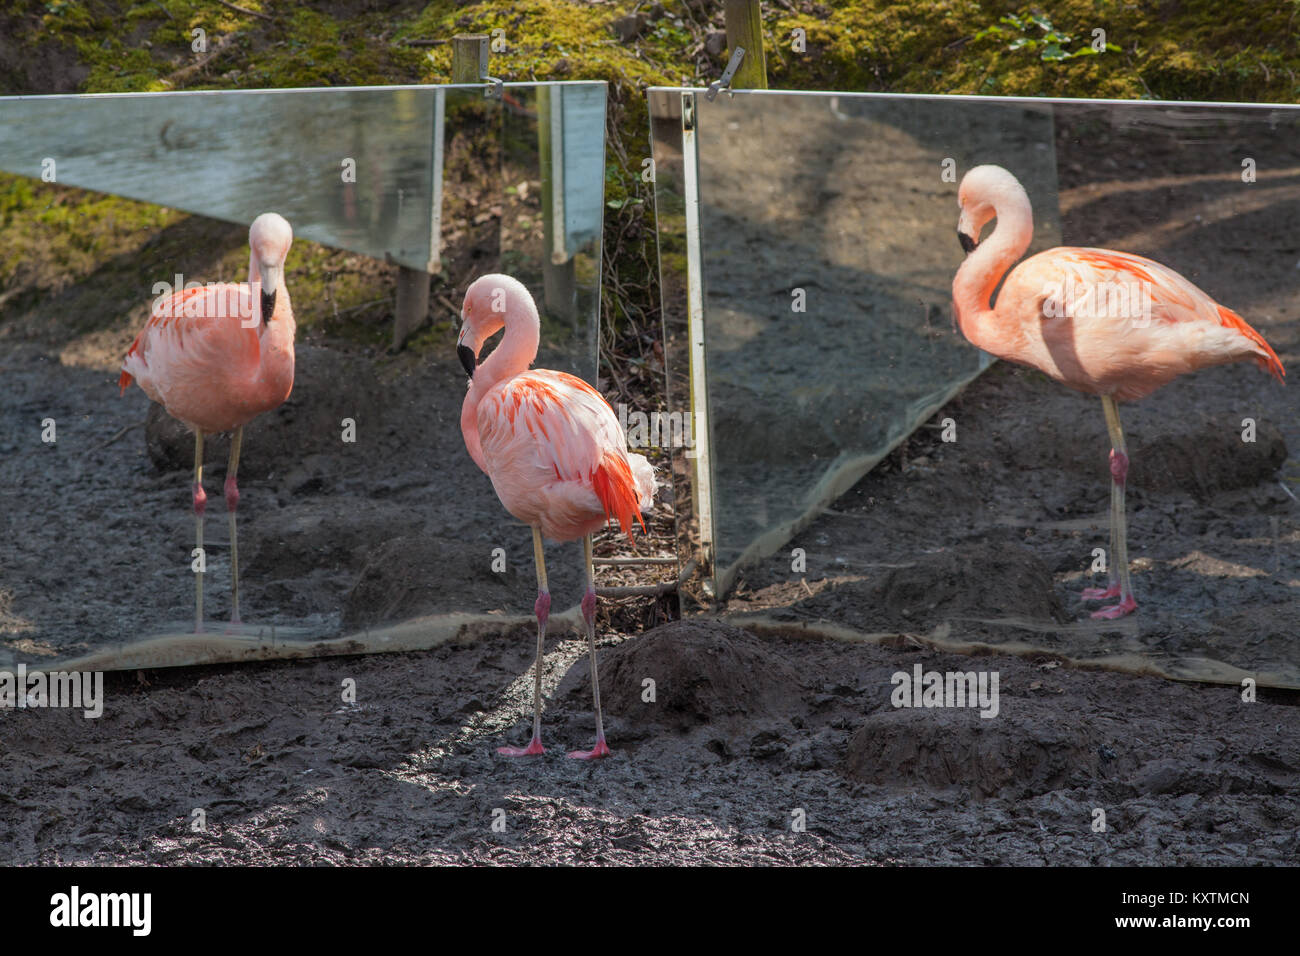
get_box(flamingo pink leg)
[192,431,206,635]
[457,275,655,761]
[499,528,549,757]
[569,535,611,760]
[225,424,244,626]
[1089,397,1138,620]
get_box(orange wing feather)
[591,448,648,540]
[119,285,224,394]
[1216,303,1285,382]
[1059,248,1285,383]
[480,370,647,543]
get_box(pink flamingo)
[953,165,1284,619]
[120,213,295,633]
[457,274,655,759]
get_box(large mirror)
[651,89,1300,689]
[0,82,607,670]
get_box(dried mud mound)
[563,620,809,731]
[797,540,1065,630]
[1002,411,1287,497]
[843,702,1106,799]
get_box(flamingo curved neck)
[246,251,295,401]
[461,303,540,473]
[953,201,1034,355]
[477,312,539,392]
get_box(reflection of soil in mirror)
[0,339,597,663]
[695,94,1062,577]
[723,105,1300,688]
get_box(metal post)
[538,87,577,322]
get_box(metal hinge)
[706,47,746,102]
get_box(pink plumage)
[456,273,655,760]
[121,216,296,429]
[458,277,654,545]
[119,212,296,632]
[953,165,1283,402]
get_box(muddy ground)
[1,338,1297,863]
[0,618,1296,865]
[1,342,1298,862]
[0,338,673,662]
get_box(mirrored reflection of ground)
[695,93,1062,583]
[707,101,1300,688]
[0,342,601,662]
[1,619,1295,865]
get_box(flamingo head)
[249,213,293,322]
[956,164,1023,255]
[456,273,533,377]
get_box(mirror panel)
[0,82,607,669]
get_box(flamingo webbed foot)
[566,737,611,760]
[498,737,546,757]
[1090,595,1138,620]
[1081,583,1122,601]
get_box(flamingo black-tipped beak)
[958,230,978,254]
[258,262,281,322]
[458,344,477,376]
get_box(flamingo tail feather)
[591,450,648,543]
[1218,305,1285,383]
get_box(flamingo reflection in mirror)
[120,213,295,634]
[952,165,1284,619]
[457,274,655,758]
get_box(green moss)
[767,1,1300,101]
[0,174,180,301]
[5,0,1300,354]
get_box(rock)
[704,30,727,57]
[611,13,648,43]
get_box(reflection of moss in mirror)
[0,170,406,354]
